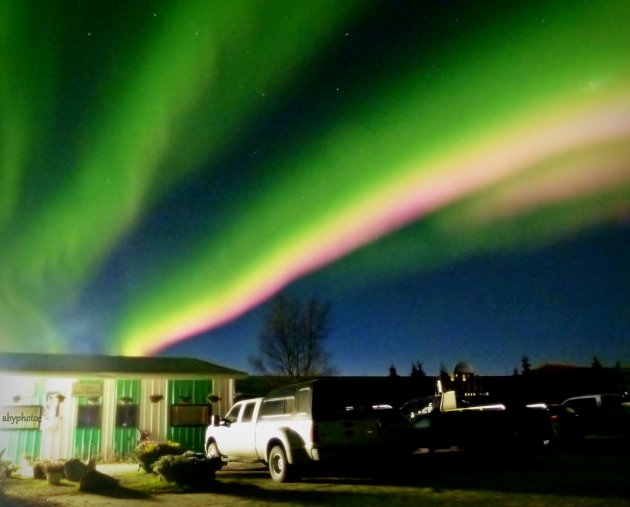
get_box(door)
[222,400,258,459]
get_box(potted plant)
[133,440,184,473]
[44,460,66,485]
[153,451,223,487]
[32,460,47,480]
[149,393,163,403]
[0,458,17,478]
[0,449,17,478]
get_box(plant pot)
[47,471,64,485]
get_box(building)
[0,353,246,465]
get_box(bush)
[0,459,18,478]
[0,449,18,478]
[43,460,67,474]
[134,440,184,473]
[32,461,47,480]
[153,452,223,487]
[31,460,66,479]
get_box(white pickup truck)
[204,378,417,481]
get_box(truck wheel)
[268,445,295,482]
[207,441,221,460]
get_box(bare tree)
[249,295,335,378]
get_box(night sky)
[1,0,628,376]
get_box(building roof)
[0,352,247,379]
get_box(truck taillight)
[311,424,319,443]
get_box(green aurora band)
[0,1,629,355]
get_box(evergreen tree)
[411,361,426,377]
[521,355,531,375]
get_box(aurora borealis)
[1,0,629,374]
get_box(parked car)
[526,403,581,446]
[401,391,551,454]
[562,394,630,437]
[205,378,417,482]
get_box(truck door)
[227,399,258,458]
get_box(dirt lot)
[2,440,629,506]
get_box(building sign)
[72,382,103,397]
[0,406,42,430]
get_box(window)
[297,388,311,414]
[116,404,138,427]
[601,395,623,408]
[77,405,101,428]
[224,404,241,424]
[170,404,211,427]
[260,397,295,417]
[566,398,597,412]
[241,402,256,422]
[261,399,284,417]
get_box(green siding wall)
[168,379,213,405]
[1,429,41,464]
[112,379,140,458]
[167,379,213,452]
[168,426,205,452]
[73,379,103,460]
[74,428,101,461]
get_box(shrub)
[134,440,184,473]
[153,451,223,487]
[32,461,47,480]
[0,449,17,478]
[0,459,18,478]
[43,460,67,475]
[30,460,66,481]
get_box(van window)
[297,388,311,414]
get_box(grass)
[1,443,629,506]
[0,466,178,505]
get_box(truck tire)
[206,441,221,461]
[268,445,296,482]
